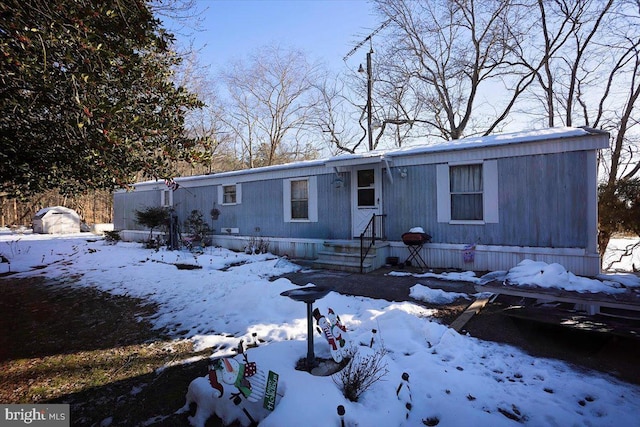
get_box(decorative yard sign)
[175,338,286,427]
[208,352,277,407]
[263,370,279,411]
[182,345,283,427]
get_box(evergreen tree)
[0,0,210,198]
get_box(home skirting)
[119,231,601,277]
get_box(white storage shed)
[32,206,81,234]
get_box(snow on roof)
[131,126,602,188]
[34,206,80,219]
[383,126,593,158]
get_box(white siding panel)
[586,151,598,253]
[483,160,499,223]
[308,176,318,222]
[388,242,600,276]
[436,164,450,223]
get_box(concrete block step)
[316,251,375,263]
[322,240,389,255]
[322,244,363,255]
[311,259,375,274]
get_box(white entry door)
[351,166,382,237]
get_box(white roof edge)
[124,127,607,189]
[383,126,603,158]
[126,158,331,189]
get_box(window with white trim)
[450,164,483,220]
[283,176,318,222]
[161,189,172,207]
[437,161,499,224]
[223,185,237,204]
[291,179,309,219]
[217,184,242,205]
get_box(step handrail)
[359,214,386,273]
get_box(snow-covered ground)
[1,231,639,426]
[602,237,640,273]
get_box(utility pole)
[345,19,392,151]
[365,48,373,151]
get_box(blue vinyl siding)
[113,189,162,230]
[114,174,352,239]
[383,165,438,241]
[205,173,351,239]
[115,146,591,249]
[498,152,588,248]
[172,186,217,235]
[383,151,589,248]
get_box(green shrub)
[134,206,169,243]
[183,210,211,242]
[103,230,121,244]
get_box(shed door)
[351,166,382,237]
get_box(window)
[290,180,309,219]
[223,185,237,204]
[436,161,499,223]
[217,184,241,205]
[161,189,172,207]
[450,164,483,220]
[357,169,376,207]
[283,176,318,222]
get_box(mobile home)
[113,127,608,276]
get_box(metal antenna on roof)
[342,18,392,62]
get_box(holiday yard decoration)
[313,307,352,363]
[181,341,282,427]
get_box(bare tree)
[220,46,321,168]
[373,0,535,140]
[594,31,640,257]
[515,0,640,258]
[171,49,240,175]
[312,74,371,154]
[517,0,615,128]
[371,58,432,148]
[368,0,639,261]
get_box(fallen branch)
[604,240,640,271]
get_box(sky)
[1,231,639,426]
[169,0,382,74]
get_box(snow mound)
[505,260,628,294]
[410,284,470,304]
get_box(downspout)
[383,158,393,184]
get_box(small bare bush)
[333,347,388,402]
[245,236,270,254]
